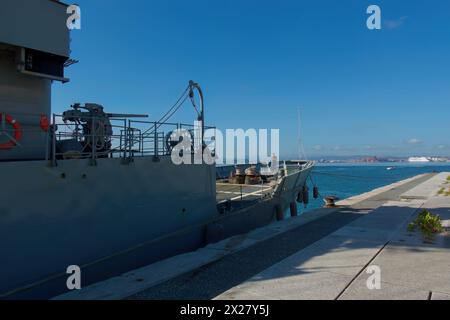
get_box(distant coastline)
[313,156,449,164]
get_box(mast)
[297,107,307,160]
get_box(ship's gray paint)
[0,0,70,161]
[274,163,314,205]
[0,156,217,296]
[0,157,313,299]
[208,164,314,243]
[0,0,70,57]
[0,45,51,160]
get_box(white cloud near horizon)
[313,145,323,151]
[384,16,408,30]
[405,138,422,145]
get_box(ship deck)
[216,182,274,203]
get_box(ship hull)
[0,157,313,299]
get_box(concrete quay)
[216,172,450,300]
[55,172,449,300]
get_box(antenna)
[297,107,307,160]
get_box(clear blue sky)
[53,0,450,158]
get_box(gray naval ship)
[0,0,314,299]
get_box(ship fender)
[275,204,284,221]
[296,191,303,203]
[313,186,319,199]
[290,202,298,217]
[0,114,22,150]
[302,186,309,207]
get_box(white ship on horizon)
[408,156,431,163]
[408,156,449,163]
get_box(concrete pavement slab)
[333,226,395,242]
[431,292,450,300]
[346,202,421,232]
[216,271,354,300]
[401,173,449,200]
[256,235,383,277]
[339,278,430,300]
[354,244,450,295]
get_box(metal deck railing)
[49,114,216,164]
[0,111,215,163]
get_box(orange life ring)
[0,114,22,150]
[40,114,50,132]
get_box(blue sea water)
[304,163,450,212]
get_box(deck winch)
[244,166,262,185]
[229,167,245,184]
[229,165,262,185]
